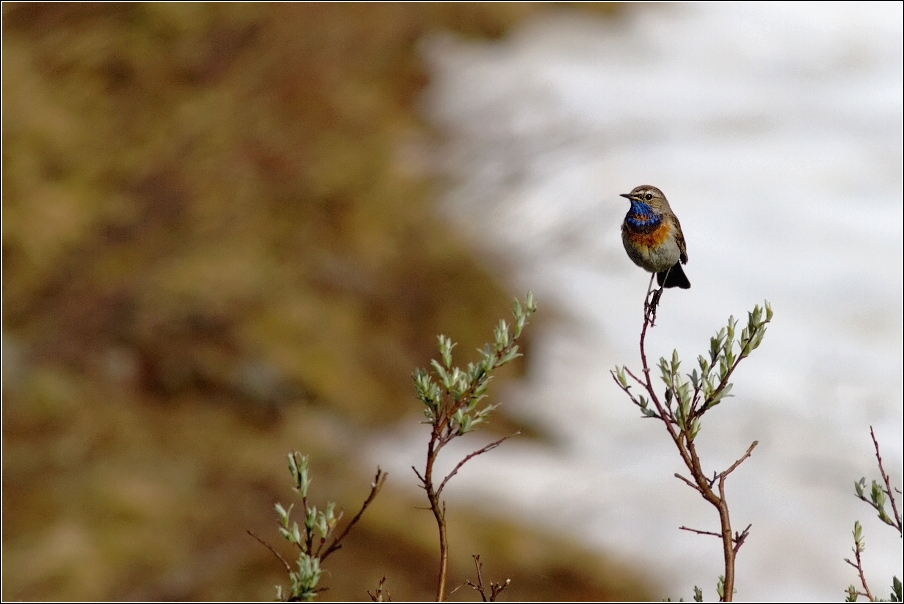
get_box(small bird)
[620,185,690,289]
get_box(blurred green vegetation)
[3,3,650,601]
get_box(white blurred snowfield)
[369,3,903,600]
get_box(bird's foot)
[644,286,663,326]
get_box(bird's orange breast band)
[628,221,672,249]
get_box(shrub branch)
[413,293,535,601]
[612,287,771,602]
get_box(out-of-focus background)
[2,3,645,602]
[367,2,903,601]
[3,3,902,602]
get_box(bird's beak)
[619,193,633,200]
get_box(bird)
[620,185,690,289]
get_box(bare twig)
[623,366,647,388]
[679,525,722,538]
[247,529,292,573]
[368,576,392,602]
[721,442,759,479]
[437,433,518,499]
[674,472,703,494]
[466,554,512,602]
[733,524,752,554]
[321,467,388,560]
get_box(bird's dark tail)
[657,263,691,289]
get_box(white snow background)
[368,3,903,600]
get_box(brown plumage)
[620,185,690,289]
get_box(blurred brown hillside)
[2,3,649,601]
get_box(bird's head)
[620,185,670,213]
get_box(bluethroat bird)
[620,185,691,289]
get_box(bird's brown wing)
[673,215,688,264]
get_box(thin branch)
[844,544,874,601]
[466,554,512,602]
[733,524,752,554]
[869,425,903,536]
[674,472,704,494]
[468,554,488,602]
[620,295,771,601]
[247,529,292,573]
[624,366,647,388]
[448,581,466,596]
[435,499,448,601]
[436,433,518,499]
[679,525,722,538]
[720,441,759,480]
[321,467,388,561]
[367,576,391,602]
[301,494,314,553]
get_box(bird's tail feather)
[657,263,691,289]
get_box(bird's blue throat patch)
[625,201,662,232]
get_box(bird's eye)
[644,193,653,200]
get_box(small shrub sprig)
[612,298,772,602]
[464,554,512,602]
[367,576,391,602]
[250,452,387,601]
[844,427,902,602]
[412,292,536,601]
